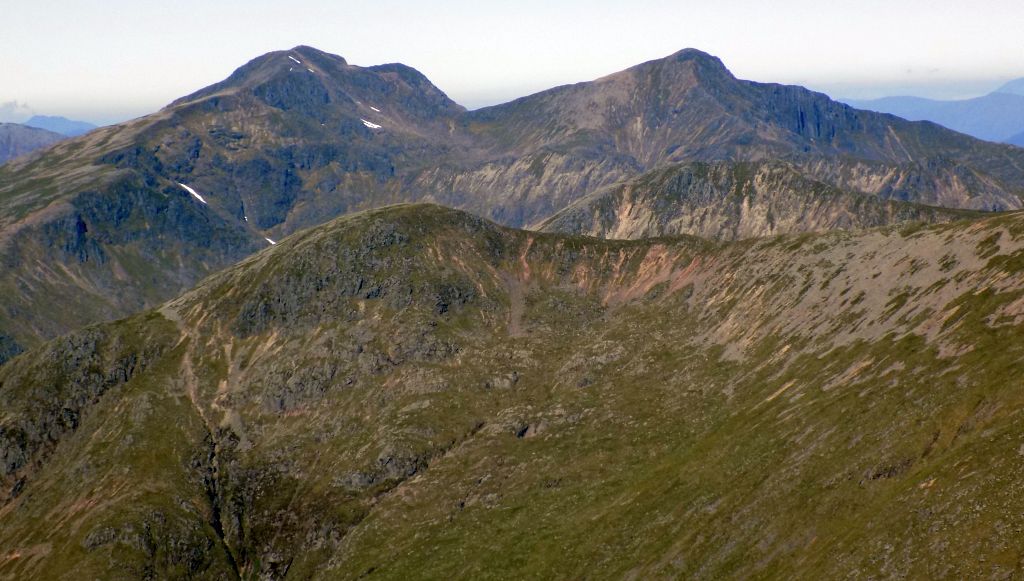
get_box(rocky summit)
[2,46,1024,358]
[3,203,1024,579]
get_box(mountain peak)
[668,47,722,63]
[625,47,734,82]
[24,115,97,137]
[290,45,348,66]
[666,48,730,72]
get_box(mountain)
[464,50,1024,213]
[0,46,466,360]
[0,123,64,164]
[24,115,98,137]
[3,45,1024,358]
[995,77,1024,97]
[3,203,1024,578]
[845,81,1024,144]
[539,161,977,240]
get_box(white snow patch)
[288,56,302,64]
[308,68,315,73]
[177,183,207,204]
[265,237,277,245]
[369,106,381,112]
[361,119,382,129]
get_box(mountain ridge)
[3,202,1024,578]
[2,45,1024,357]
[538,160,979,240]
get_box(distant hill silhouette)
[0,122,64,164]
[24,115,97,137]
[845,78,1024,144]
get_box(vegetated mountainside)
[845,90,1024,144]
[4,45,1024,356]
[539,160,976,240]
[4,204,1024,579]
[0,124,64,165]
[0,45,467,359]
[24,116,97,138]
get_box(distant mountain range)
[845,79,1024,144]
[0,123,64,164]
[23,115,97,137]
[1,45,1024,360]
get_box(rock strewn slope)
[539,160,976,240]
[3,204,1024,578]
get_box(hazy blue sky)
[3,0,1023,124]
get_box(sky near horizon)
[2,0,1023,125]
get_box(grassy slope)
[2,204,1024,579]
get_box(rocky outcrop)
[540,161,975,240]
[0,319,173,495]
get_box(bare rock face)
[540,161,976,240]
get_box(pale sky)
[2,0,1023,125]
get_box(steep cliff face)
[0,169,262,362]
[540,161,976,240]
[3,45,1024,352]
[468,49,1024,211]
[793,156,1019,211]
[3,204,1024,579]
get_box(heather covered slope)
[3,204,1024,579]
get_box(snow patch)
[177,183,207,204]
[369,106,381,112]
[308,68,315,73]
[288,55,302,64]
[265,237,277,245]
[361,119,382,129]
